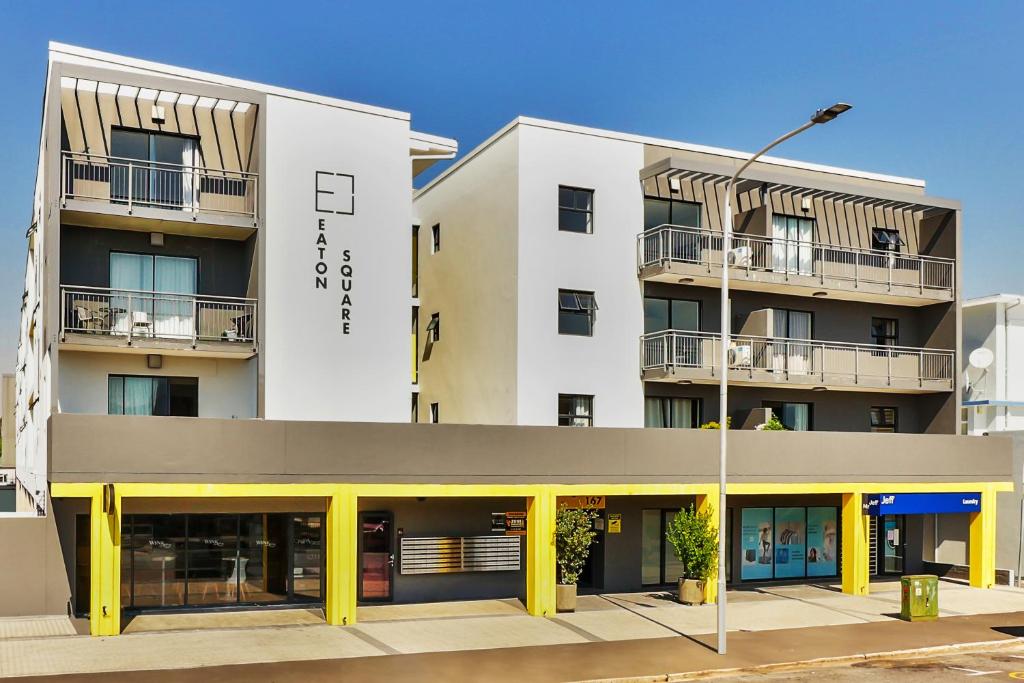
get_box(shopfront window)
[120,512,324,610]
[738,506,837,581]
[641,508,688,585]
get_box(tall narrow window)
[870,407,898,433]
[411,225,419,296]
[557,394,593,427]
[431,223,440,253]
[558,289,598,336]
[427,313,440,342]
[430,402,439,424]
[558,186,594,233]
[871,318,899,346]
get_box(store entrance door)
[878,514,906,575]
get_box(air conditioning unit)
[728,246,751,267]
[729,344,752,367]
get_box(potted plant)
[665,503,718,605]
[555,505,598,612]
[755,415,786,431]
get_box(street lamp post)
[716,103,852,656]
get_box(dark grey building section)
[59,225,254,298]
[359,497,527,604]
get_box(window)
[109,252,198,338]
[431,223,440,253]
[411,394,419,423]
[110,128,198,208]
[430,402,439,424]
[771,215,815,275]
[411,225,419,296]
[644,397,700,428]
[643,297,700,333]
[558,290,598,336]
[871,318,899,346]
[558,394,593,427]
[108,375,198,417]
[558,186,594,234]
[870,407,898,433]
[871,228,903,253]
[427,313,440,342]
[762,401,812,431]
[643,198,701,230]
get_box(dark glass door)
[359,512,393,601]
[879,514,906,575]
[291,515,324,601]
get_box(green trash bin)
[900,574,939,622]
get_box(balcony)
[61,152,258,233]
[60,285,257,358]
[640,330,954,393]
[638,225,954,306]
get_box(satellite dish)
[969,347,995,370]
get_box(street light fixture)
[716,102,852,656]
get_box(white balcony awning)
[410,130,458,177]
[60,77,259,175]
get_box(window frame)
[427,313,440,342]
[870,406,898,433]
[871,317,899,346]
[431,223,440,254]
[558,289,597,336]
[761,400,814,431]
[429,402,439,424]
[557,394,594,427]
[557,185,595,234]
[871,227,903,253]
[643,296,702,333]
[644,396,702,429]
[107,374,199,417]
[642,196,702,230]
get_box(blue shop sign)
[862,492,981,516]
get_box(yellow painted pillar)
[841,491,870,596]
[90,485,121,636]
[696,487,720,604]
[526,486,557,616]
[326,486,358,625]
[969,485,997,589]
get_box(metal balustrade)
[61,151,258,221]
[638,224,954,297]
[61,285,257,347]
[640,329,954,389]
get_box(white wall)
[262,95,411,422]
[515,124,646,427]
[964,298,1024,434]
[58,352,256,419]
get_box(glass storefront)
[739,506,838,582]
[120,513,324,610]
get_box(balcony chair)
[74,305,106,332]
[131,311,153,337]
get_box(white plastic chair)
[131,310,152,337]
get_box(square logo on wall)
[315,171,355,215]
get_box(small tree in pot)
[555,506,598,612]
[665,503,718,605]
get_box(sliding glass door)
[772,309,813,375]
[110,129,197,209]
[771,215,814,275]
[109,253,197,338]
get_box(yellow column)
[526,485,557,616]
[90,485,121,636]
[841,491,870,596]
[969,485,997,589]
[696,487,720,604]
[325,486,358,625]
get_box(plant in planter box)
[554,505,598,612]
[665,503,719,605]
[699,417,732,430]
[755,415,787,431]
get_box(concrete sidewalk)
[4,581,1024,678]
[7,610,1024,682]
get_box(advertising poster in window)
[806,507,838,577]
[773,507,807,579]
[740,508,774,580]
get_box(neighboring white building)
[963,294,1024,434]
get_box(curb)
[580,636,1024,683]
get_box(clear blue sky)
[1,1,1021,367]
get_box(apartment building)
[3,45,1011,636]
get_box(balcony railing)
[638,225,954,297]
[61,151,258,221]
[640,330,954,389]
[61,285,257,347]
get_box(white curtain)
[153,256,197,338]
[644,398,665,428]
[772,215,814,275]
[572,396,591,427]
[784,403,811,431]
[123,377,154,416]
[772,309,812,374]
[110,253,153,335]
[181,138,196,209]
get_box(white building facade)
[963,294,1024,434]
